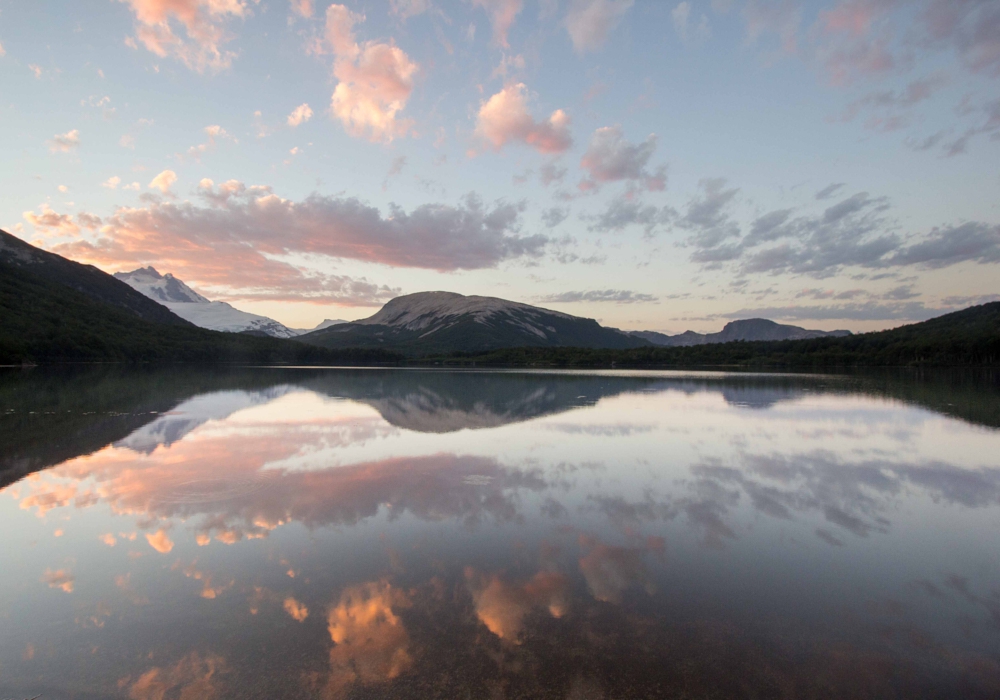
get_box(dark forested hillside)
[0,252,401,365]
[427,302,1000,368]
[0,228,189,326]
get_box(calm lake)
[2,367,999,699]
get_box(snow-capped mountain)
[297,291,648,354]
[113,267,299,338]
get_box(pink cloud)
[149,169,178,193]
[46,183,543,302]
[320,4,419,143]
[289,0,313,19]
[287,103,313,127]
[820,0,896,36]
[813,0,899,84]
[475,83,572,154]
[23,205,81,236]
[564,0,634,53]
[470,0,524,48]
[120,0,248,72]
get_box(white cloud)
[564,0,633,53]
[287,103,313,127]
[103,176,122,189]
[49,129,80,153]
[149,169,178,193]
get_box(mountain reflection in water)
[1,367,999,699]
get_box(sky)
[1,0,998,333]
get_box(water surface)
[1,367,999,699]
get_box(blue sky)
[1,0,998,331]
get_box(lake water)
[1,367,999,699]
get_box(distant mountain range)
[114,267,345,338]
[297,291,648,354]
[632,319,852,346]
[2,227,996,367]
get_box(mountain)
[0,229,402,365]
[296,291,649,355]
[449,302,1000,368]
[114,267,299,338]
[291,318,348,334]
[634,319,852,346]
[0,229,189,326]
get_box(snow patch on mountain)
[355,291,575,337]
[114,267,299,338]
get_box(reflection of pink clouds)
[326,581,412,697]
[128,651,227,700]
[578,536,652,604]
[146,528,175,554]
[24,418,543,542]
[180,561,233,599]
[284,596,309,622]
[19,482,78,515]
[466,568,569,641]
[42,568,75,593]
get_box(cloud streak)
[539,289,657,304]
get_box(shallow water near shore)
[1,366,999,699]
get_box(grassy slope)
[0,259,402,364]
[423,302,1000,368]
